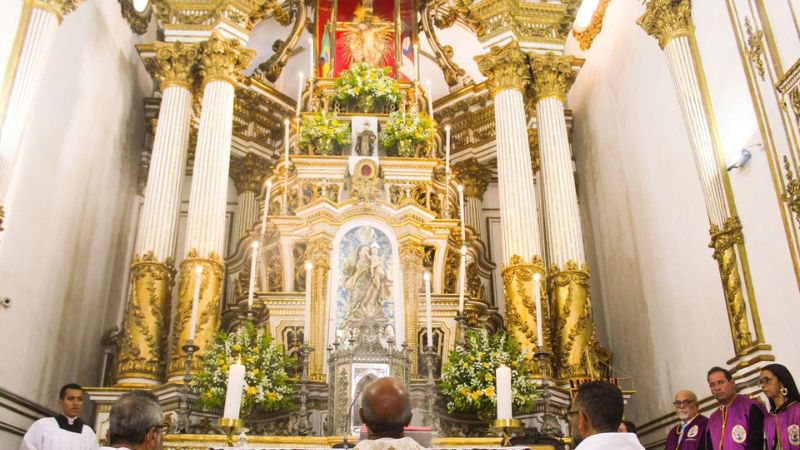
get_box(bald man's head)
[359,377,413,438]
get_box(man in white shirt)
[354,377,425,450]
[569,381,645,450]
[99,391,164,450]
[20,383,98,450]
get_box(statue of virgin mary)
[342,242,392,330]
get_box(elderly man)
[569,381,644,450]
[664,390,708,450]
[20,383,98,450]
[702,366,764,450]
[355,377,423,450]
[99,391,164,450]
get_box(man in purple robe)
[664,389,708,450]
[702,366,765,450]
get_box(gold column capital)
[141,41,201,90]
[231,153,270,194]
[637,0,693,49]
[453,158,492,200]
[528,52,578,103]
[475,41,531,97]
[32,0,84,23]
[198,31,256,88]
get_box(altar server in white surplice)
[355,377,425,450]
[20,383,98,450]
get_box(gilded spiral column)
[476,42,551,371]
[306,236,332,382]
[529,52,600,380]
[453,158,492,237]
[0,0,84,232]
[231,153,270,243]
[113,41,199,385]
[167,32,255,380]
[638,0,766,360]
[399,241,424,378]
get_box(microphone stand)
[342,394,359,450]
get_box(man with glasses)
[702,366,765,450]
[569,381,644,449]
[664,390,707,450]
[99,391,164,450]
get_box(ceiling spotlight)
[727,143,760,171]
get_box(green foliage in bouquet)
[334,63,402,109]
[298,111,351,155]
[379,110,435,156]
[194,322,295,416]
[438,328,538,421]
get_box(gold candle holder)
[490,418,524,446]
[217,417,244,447]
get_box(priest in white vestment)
[354,377,425,450]
[20,383,98,450]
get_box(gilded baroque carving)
[443,248,459,293]
[420,0,473,87]
[306,237,332,381]
[468,0,576,44]
[528,128,540,173]
[231,153,270,194]
[502,255,550,375]
[744,17,766,81]
[636,0,692,49]
[783,156,800,224]
[572,0,610,51]
[198,31,256,87]
[256,0,306,82]
[548,260,600,380]
[118,0,151,34]
[791,87,800,126]
[528,53,578,103]
[453,158,492,200]
[0,206,4,232]
[167,249,225,378]
[475,41,531,96]
[466,260,485,301]
[400,243,425,378]
[114,252,176,383]
[33,0,84,22]
[142,41,200,90]
[708,217,753,353]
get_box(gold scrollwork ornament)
[475,41,531,97]
[502,255,549,375]
[636,0,692,49]
[528,53,578,103]
[198,31,256,87]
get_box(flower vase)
[397,139,415,157]
[315,136,334,155]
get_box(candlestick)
[534,272,543,348]
[296,72,304,116]
[457,184,465,241]
[222,359,245,419]
[308,37,314,78]
[304,261,313,342]
[247,241,259,309]
[426,80,433,115]
[260,180,273,235]
[496,365,512,420]
[424,271,433,348]
[189,265,202,341]
[445,125,451,174]
[458,245,467,314]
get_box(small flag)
[320,22,332,78]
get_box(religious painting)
[315,0,417,79]
[334,226,396,343]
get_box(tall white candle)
[247,241,259,309]
[445,125,451,174]
[426,80,433,116]
[296,72,304,116]
[308,37,314,78]
[260,179,273,235]
[496,365,512,420]
[458,245,467,314]
[189,265,202,341]
[457,184,465,241]
[304,261,313,342]
[424,271,433,348]
[534,273,543,348]
[284,119,290,169]
[222,359,246,419]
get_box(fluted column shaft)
[306,236,332,382]
[168,32,255,380]
[233,191,257,242]
[114,41,199,385]
[638,0,765,359]
[476,42,550,373]
[464,198,482,234]
[0,1,84,230]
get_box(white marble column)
[168,31,255,380]
[0,0,84,231]
[114,41,199,385]
[639,0,766,362]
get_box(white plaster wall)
[0,0,153,439]
[0,2,25,92]
[565,0,800,434]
